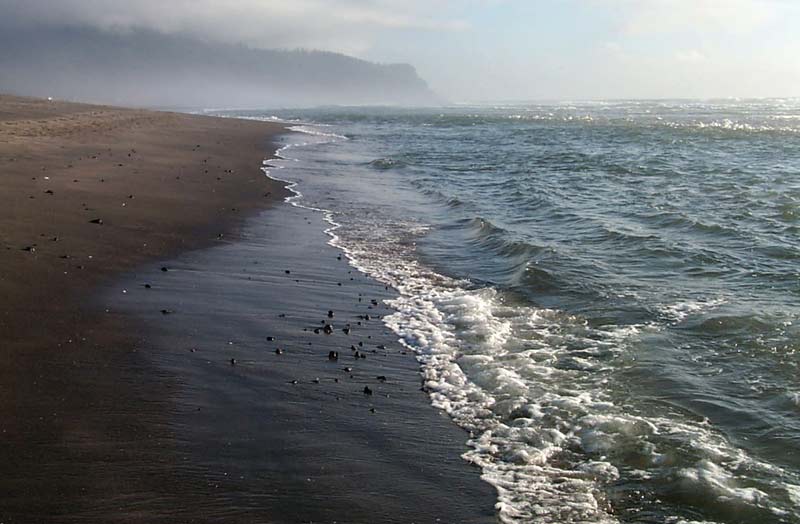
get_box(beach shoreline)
[0,95,498,522]
[0,94,288,520]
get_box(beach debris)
[363,386,373,395]
[89,218,103,225]
[328,351,339,360]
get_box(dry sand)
[0,95,286,520]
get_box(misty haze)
[1,2,799,524]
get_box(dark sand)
[0,95,287,520]
[0,95,497,522]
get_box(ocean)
[219,100,800,523]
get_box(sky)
[2,0,799,101]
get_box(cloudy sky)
[3,0,799,101]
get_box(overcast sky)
[2,0,799,101]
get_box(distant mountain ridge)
[0,26,442,108]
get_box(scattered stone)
[377,376,387,382]
[342,327,351,335]
[343,367,352,372]
[230,358,237,365]
[275,348,283,355]
[89,218,103,225]
[22,246,36,252]
[161,266,169,272]
[323,324,333,335]
[144,283,152,289]
[328,351,339,360]
[363,386,373,395]
[160,309,173,315]
[266,336,276,341]
[284,270,291,274]
[313,378,320,384]
[327,310,334,318]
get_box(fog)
[0,24,439,108]
[1,0,798,104]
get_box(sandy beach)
[0,96,497,522]
[0,95,286,520]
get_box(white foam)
[258,119,800,523]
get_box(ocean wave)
[367,157,407,170]
[257,115,800,523]
[660,119,800,135]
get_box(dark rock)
[377,376,387,382]
[363,386,373,395]
[328,351,339,360]
[229,358,237,365]
[89,218,103,225]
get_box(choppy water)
[220,100,800,523]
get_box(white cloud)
[0,0,470,56]
[674,49,706,63]
[595,0,783,35]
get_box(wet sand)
[0,95,287,520]
[0,95,497,522]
